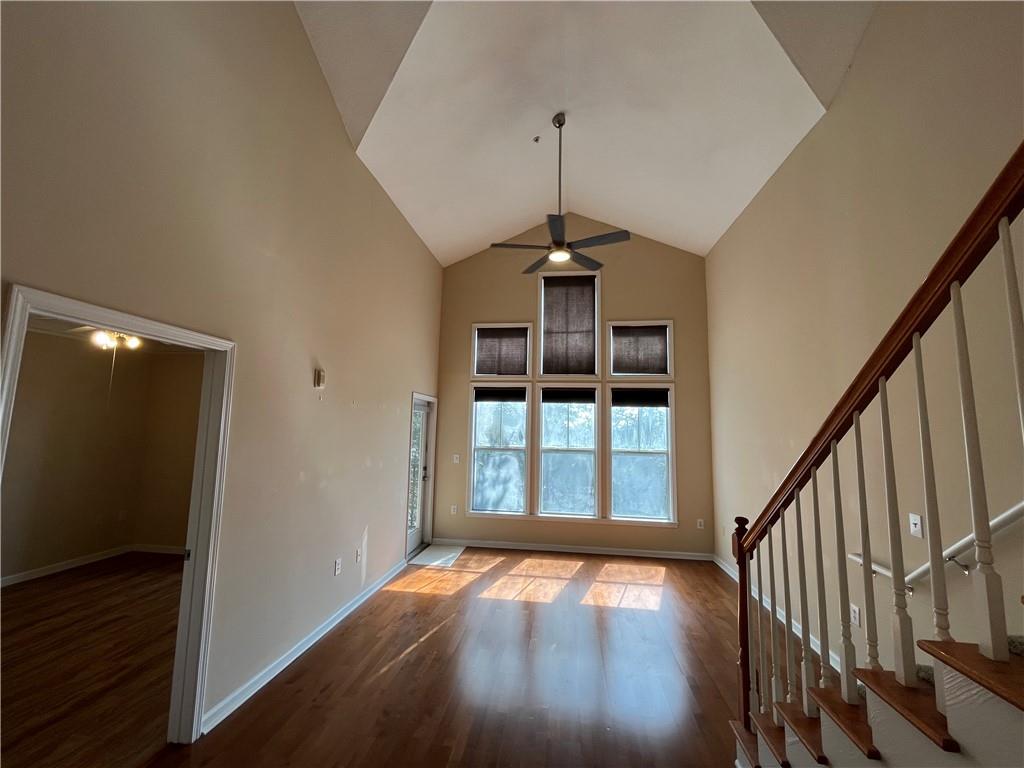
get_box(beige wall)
[2,332,204,577]
[707,2,1024,662]
[434,214,714,554]
[1,1,442,711]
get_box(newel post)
[733,516,751,730]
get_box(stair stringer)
[940,664,1024,768]
[864,690,978,768]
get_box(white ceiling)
[303,2,871,265]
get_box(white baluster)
[793,489,818,716]
[879,376,918,685]
[831,441,859,704]
[756,541,769,713]
[951,281,1009,661]
[780,507,797,703]
[811,469,833,686]
[853,411,882,670]
[999,218,1024,440]
[913,333,952,642]
[767,525,784,725]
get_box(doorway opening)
[0,286,234,752]
[405,393,437,558]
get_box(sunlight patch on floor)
[479,575,569,603]
[595,563,665,585]
[384,568,481,595]
[508,558,583,579]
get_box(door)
[406,399,432,556]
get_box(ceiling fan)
[490,112,630,274]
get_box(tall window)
[541,275,597,375]
[539,388,597,517]
[610,388,672,520]
[471,387,528,513]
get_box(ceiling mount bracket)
[552,111,566,129]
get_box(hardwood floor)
[2,552,184,768]
[147,548,740,768]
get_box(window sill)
[466,510,678,528]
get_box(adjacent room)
[1,2,1021,767]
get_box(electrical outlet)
[355,547,362,564]
[908,513,924,539]
[453,454,461,465]
[697,518,705,530]
[850,603,861,627]
[334,558,342,576]
[450,504,458,516]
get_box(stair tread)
[807,686,881,760]
[775,702,829,765]
[918,639,1024,712]
[751,711,791,767]
[854,668,959,752]
[731,720,761,768]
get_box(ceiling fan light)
[91,330,116,350]
[548,247,571,263]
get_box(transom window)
[474,325,530,377]
[541,275,597,376]
[610,323,670,375]
[539,388,598,517]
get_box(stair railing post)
[734,517,752,730]
[854,411,882,670]
[913,333,952,643]
[756,541,770,714]
[998,217,1024,441]
[951,281,1009,661]
[748,549,759,716]
[767,523,784,724]
[831,441,859,704]
[793,488,818,716]
[879,376,918,685]
[811,468,832,686]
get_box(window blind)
[541,387,596,404]
[542,276,596,375]
[611,325,669,375]
[610,388,669,408]
[474,387,527,403]
[475,327,529,376]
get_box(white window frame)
[607,320,673,379]
[466,382,532,517]
[537,271,601,380]
[605,382,678,524]
[471,322,532,380]
[534,383,601,520]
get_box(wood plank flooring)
[2,552,184,768]
[146,548,739,768]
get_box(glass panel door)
[406,402,430,555]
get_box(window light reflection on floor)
[508,558,584,579]
[580,563,666,610]
[383,554,505,596]
[479,575,570,603]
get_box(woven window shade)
[611,325,668,374]
[542,276,596,375]
[475,327,528,376]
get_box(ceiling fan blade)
[491,242,548,250]
[570,250,603,271]
[522,255,550,274]
[568,230,630,250]
[547,214,565,244]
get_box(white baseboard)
[1,543,188,587]
[713,553,843,673]
[431,537,715,562]
[200,558,407,735]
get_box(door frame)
[0,284,235,744]
[405,392,437,558]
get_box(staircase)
[730,141,1024,768]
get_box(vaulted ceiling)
[297,2,874,266]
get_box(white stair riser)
[757,733,784,768]
[782,723,820,768]
[941,665,1024,768]
[865,690,974,768]
[735,738,756,768]
[819,711,887,768]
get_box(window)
[471,387,528,513]
[610,388,672,520]
[610,323,670,375]
[474,325,530,377]
[539,388,597,517]
[541,275,597,375]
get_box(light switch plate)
[355,547,362,563]
[334,558,342,576]
[697,519,705,530]
[850,603,861,627]
[453,454,461,464]
[909,513,924,539]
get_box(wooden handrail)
[741,140,1024,552]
